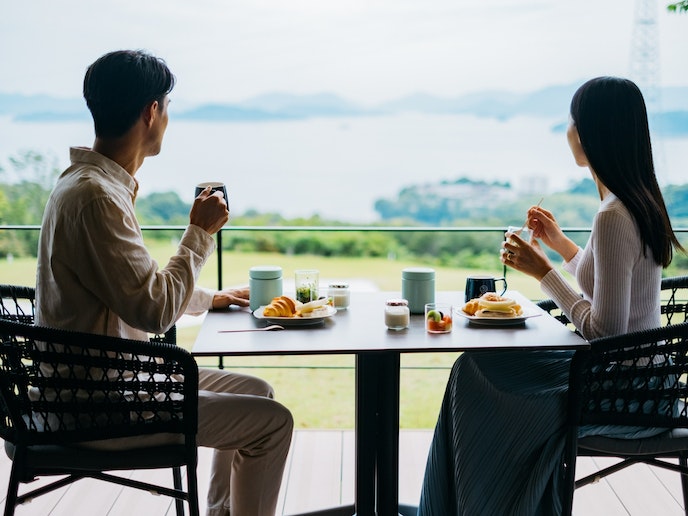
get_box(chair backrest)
[569,321,688,429]
[0,284,177,344]
[0,318,198,447]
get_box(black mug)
[465,275,507,302]
[195,181,228,200]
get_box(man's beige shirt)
[36,147,216,342]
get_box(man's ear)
[142,100,159,127]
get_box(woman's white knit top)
[540,193,662,341]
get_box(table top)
[191,291,588,357]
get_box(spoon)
[217,324,285,333]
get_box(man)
[35,49,293,516]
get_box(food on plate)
[463,299,481,316]
[426,309,452,332]
[296,297,331,318]
[262,296,297,317]
[262,296,332,318]
[462,292,523,318]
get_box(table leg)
[356,353,378,515]
[355,352,401,516]
[376,353,400,515]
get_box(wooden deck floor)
[0,430,685,515]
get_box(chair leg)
[187,462,200,516]
[679,453,688,516]
[4,463,21,516]
[173,467,185,516]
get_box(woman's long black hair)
[570,76,684,267]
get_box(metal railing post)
[217,228,224,370]
[217,229,223,290]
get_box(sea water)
[1,114,686,223]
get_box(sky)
[1,0,687,106]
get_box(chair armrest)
[536,298,576,330]
[661,275,688,325]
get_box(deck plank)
[571,457,628,516]
[648,458,685,507]
[0,431,685,515]
[281,431,346,515]
[398,430,432,507]
[590,456,684,516]
[106,467,175,516]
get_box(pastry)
[263,296,297,317]
[462,292,523,318]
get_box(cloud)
[0,0,685,104]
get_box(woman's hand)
[527,206,578,261]
[501,232,553,281]
[212,287,250,309]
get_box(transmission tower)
[629,0,661,112]
[629,0,667,181]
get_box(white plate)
[455,309,541,326]
[253,305,337,326]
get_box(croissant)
[263,296,297,317]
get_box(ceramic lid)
[249,265,283,279]
[402,267,435,280]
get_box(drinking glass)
[425,303,453,333]
[502,225,532,263]
[506,225,532,245]
[295,269,319,303]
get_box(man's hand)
[190,187,229,235]
[212,287,250,309]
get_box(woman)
[417,77,685,516]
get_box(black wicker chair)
[538,275,688,515]
[0,285,199,516]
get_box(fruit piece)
[428,320,444,331]
[426,310,442,322]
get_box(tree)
[0,150,60,257]
[668,1,688,13]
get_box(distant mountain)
[380,83,581,119]
[177,92,375,121]
[2,83,687,136]
[239,92,375,117]
[175,104,297,122]
[379,91,523,119]
[0,93,88,120]
[550,110,688,137]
